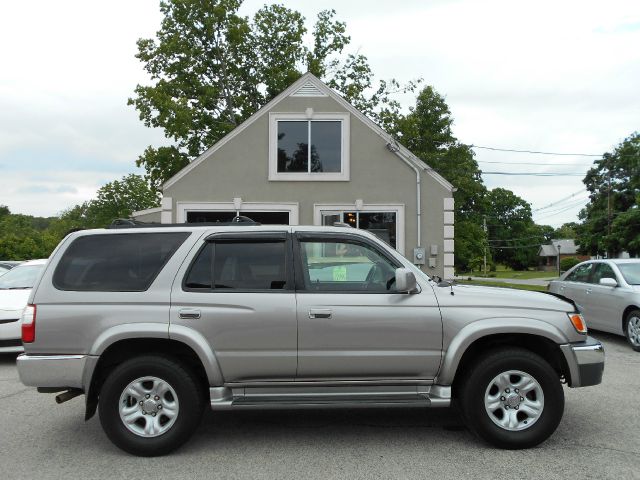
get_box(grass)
[464,268,557,280]
[455,280,547,292]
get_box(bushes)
[560,256,581,272]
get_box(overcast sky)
[1,0,638,227]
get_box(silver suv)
[17,222,604,456]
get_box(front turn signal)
[568,313,587,334]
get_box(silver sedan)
[548,259,640,351]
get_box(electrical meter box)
[413,247,426,265]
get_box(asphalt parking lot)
[1,331,638,480]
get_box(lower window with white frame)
[317,207,403,252]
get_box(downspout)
[385,143,421,255]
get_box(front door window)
[300,239,398,292]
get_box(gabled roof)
[163,72,454,191]
[539,239,579,256]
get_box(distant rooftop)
[539,239,578,256]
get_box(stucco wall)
[161,94,452,276]
[132,208,162,223]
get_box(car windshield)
[618,263,640,285]
[0,264,44,289]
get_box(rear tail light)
[568,312,587,334]
[21,304,36,343]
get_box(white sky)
[1,0,639,227]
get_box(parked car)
[548,259,640,351]
[0,261,22,277]
[0,259,47,353]
[16,222,603,456]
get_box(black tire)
[624,309,640,352]
[98,355,205,456]
[459,348,564,449]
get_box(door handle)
[309,309,332,319]
[179,308,201,319]
[585,289,592,294]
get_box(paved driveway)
[0,332,638,480]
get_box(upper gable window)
[269,112,350,181]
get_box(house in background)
[133,73,456,278]
[538,239,589,271]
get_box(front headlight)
[568,313,587,334]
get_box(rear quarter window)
[53,232,189,291]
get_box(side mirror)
[599,277,617,287]
[395,268,417,293]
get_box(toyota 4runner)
[17,221,604,456]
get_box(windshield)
[0,264,44,289]
[618,263,640,285]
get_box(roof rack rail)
[333,222,353,228]
[107,215,261,229]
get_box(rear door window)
[53,232,189,291]
[184,236,289,291]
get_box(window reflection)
[277,121,341,173]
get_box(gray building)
[133,73,455,278]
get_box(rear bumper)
[17,354,91,389]
[559,336,605,388]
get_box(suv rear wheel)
[459,348,564,449]
[98,355,205,456]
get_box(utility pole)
[483,216,487,277]
[607,169,612,258]
[556,243,561,277]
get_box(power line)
[533,196,591,215]
[488,243,543,249]
[477,159,595,166]
[532,189,587,212]
[471,145,603,157]
[482,171,586,176]
[488,234,550,243]
[533,200,589,220]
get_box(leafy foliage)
[484,189,545,270]
[393,86,489,270]
[0,175,158,260]
[130,0,420,191]
[560,256,581,272]
[0,209,58,260]
[394,86,485,220]
[577,133,640,256]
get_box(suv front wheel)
[98,355,205,456]
[459,348,564,449]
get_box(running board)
[209,385,451,411]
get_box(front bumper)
[17,354,93,389]
[559,336,605,387]
[0,316,23,352]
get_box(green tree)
[553,222,578,240]
[394,86,486,220]
[52,174,159,233]
[454,220,489,273]
[393,85,487,269]
[88,174,160,228]
[130,0,419,191]
[0,212,57,260]
[578,133,640,256]
[485,188,542,270]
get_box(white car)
[0,259,47,353]
[548,259,640,351]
